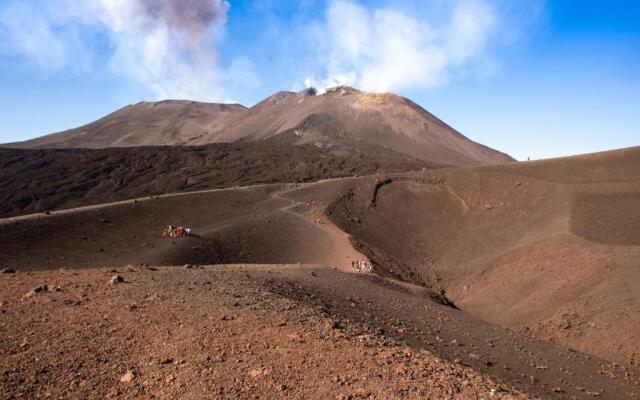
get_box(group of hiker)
[352,259,372,273]
[162,225,191,238]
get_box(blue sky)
[0,0,638,160]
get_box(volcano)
[5,87,513,167]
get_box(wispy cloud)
[0,0,540,102]
[0,0,259,102]
[301,0,535,93]
[0,1,92,73]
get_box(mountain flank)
[5,87,513,167]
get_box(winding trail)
[269,185,370,272]
[0,177,370,273]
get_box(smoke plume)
[303,0,501,93]
[0,0,249,101]
[91,0,230,100]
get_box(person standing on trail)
[175,226,184,237]
[162,225,173,238]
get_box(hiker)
[162,225,192,238]
[353,259,372,273]
[162,225,174,238]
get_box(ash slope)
[0,142,426,218]
[328,145,640,364]
[1,146,638,392]
[5,87,512,166]
[6,101,246,149]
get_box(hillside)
[328,146,640,364]
[1,147,639,368]
[0,142,426,218]
[5,101,245,148]
[4,87,513,167]
[1,146,639,398]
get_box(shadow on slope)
[0,142,425,218]
[327,147,640,364]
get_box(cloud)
[88,0,231,101]
[0,1,92,73]
[0,0,257,102]
[302,0,508,93]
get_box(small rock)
[310,271,318,277]
[1,268,16,274]
[120,370,135,384]
[24,284,48,298]
[248,369,262,378]
[109,275,124,285]
[354,388,371,398]
[394,365,408,376]
[164,374,175,385]
[183,264,195,269]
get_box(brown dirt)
[5,88,513,166]
[1,146,639,398]
[2,265,638,399]
[327,146,640,364]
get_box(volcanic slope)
[0,142,425,218]
[2,148,640,397]
[5,100,246,148]
[5,87,512,166]
[328,145,640,365]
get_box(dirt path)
[270,186,369,272]
[0,182,279,225]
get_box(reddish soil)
[327,146,640,365]
[2,265,638,399]
[1,146,639,398]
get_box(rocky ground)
[0,265,527,400]
[2,265,638,399]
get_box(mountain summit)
[6,87,513,166]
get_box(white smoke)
[89,0,229,100]
[303,0,499,93]
[0,0,256,102]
